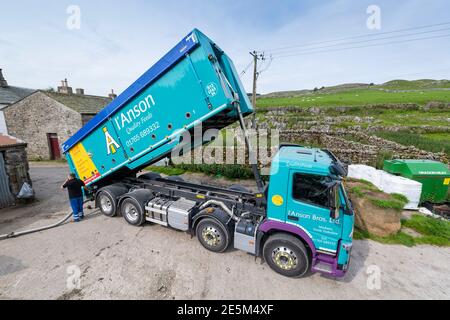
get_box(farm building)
[3,80,115,160]
[0,69,35,134]
[0,134,32,209]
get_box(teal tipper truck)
[63,29,354,278]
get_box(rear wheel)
[263,233,310,278]
[121,198,146,226]
[97,190,117,217]
[196,218,230,253]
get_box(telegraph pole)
[250,51,264,129]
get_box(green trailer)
[384,159,450,203]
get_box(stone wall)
[3,92,82,160]
[171,126,447,168]
[1,145,32,195]
[256,103,449,165]
[280,129,448,165]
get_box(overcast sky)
[1,0,449,96]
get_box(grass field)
[374,131,450,157]
[257,88,450,108]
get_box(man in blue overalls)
[61,173,86,222]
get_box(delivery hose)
[0,208,100,241]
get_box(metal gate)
[0,152,15,209]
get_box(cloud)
[0,0,449,95]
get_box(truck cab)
[258,146,354,277]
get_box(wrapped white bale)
[379,172,422,210]
[348,165,382,189]
[348,165,423,210]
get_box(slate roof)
[0,86,35,108]
[42,91,112,114]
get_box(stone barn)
[0,69,35,134]
[0,134,32,208]
[3,80,114,160]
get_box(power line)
[240,60,254,77]
[257,54,273,74]
[273,33,450,59]
[267,27,450,56]
[262,21,450,53]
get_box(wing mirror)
[329,184,341,220]
[330,206,340,220]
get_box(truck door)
[286,172,343,255]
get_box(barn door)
[47,133,61,160]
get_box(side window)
[292,173,333,208]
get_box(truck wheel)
[121,198,146,226]
[196,218,230,253]
[97,190,117,217]
[263,233,310,278]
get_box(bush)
[374,150,393,169]
[146,166,186,176]
[177,163,255,180]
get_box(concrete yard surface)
[0,164,449,300]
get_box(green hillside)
[257,79,450,108]
[256,79,450,157]
[378,79,450,90]
[257,89,450,108]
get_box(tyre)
[196,218,230,253]
[97,190,117,217]
[96,185,128,217]
[139,172,161,180]
[121,197,146,226]
[228,185,249,193]
[263,233,310,278]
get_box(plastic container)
[384,159,450,203]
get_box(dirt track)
[0,164,449,300]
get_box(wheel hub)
[272,247,298,270]
[202,227,221,247]
[124,203,138,221]
[100,195,112,213]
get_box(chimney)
[57,78,73,94]
[0,69,8,87]
[75,88,85,95]
[109,89,117,99]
